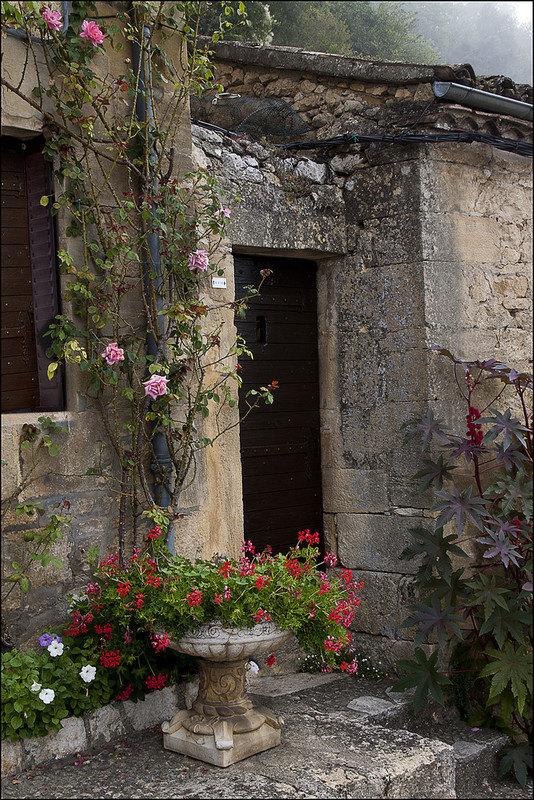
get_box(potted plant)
[65,527,361,766]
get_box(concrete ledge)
[1,683,184,777]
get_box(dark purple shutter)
[25,150,63,410]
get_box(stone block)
[337,513,421,573]
[346,695,411,726]
[322,468,388,513]
[453,732,508,796]
[345,569,418,639]
[423,213,501,263]
[294,158,328,184]
[87,703,126,747]
[1,739,22,777]
[22,717,87,766]
[122,685,181,732]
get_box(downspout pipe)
[130,8,175,552]
[433,81,533,121]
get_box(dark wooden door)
[234,255,323,554]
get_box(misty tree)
[400,1,533,83]
[195,0,273,43]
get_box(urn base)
[162,705,284,767]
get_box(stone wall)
[191,41,532,672]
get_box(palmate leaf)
[491,441,531,473]
[498,744,533,788]
[465,573,510,622]
[479,408,531,451]
[478,602,532,649]
[442,436,487,464]
[480,642,533,717]
[401,409,449,450]
[400,527,467,585]
[427,568,469,604]
[485,469,533,522]
[413,456,457,492]
[432,485,488,534]
[393,648,449,715]
[402,598,464,649]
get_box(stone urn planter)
[162,620,292,767]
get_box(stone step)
[342,690,509,798]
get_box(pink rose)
[102,342,125,366]
[41,7,63,31]
[143,374,169,400]
[80,19,105,47]
[187,250,209,273]
[214,207,231,219]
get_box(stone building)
[1,26,532,671]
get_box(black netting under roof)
[190,94,312,139]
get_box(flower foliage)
[1,633,112,742]
[65,530,362,679]
[395,350,532,785]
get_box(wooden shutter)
[1,138,63,412]
[26,150,63,409]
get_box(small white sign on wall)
[211,277,227,288]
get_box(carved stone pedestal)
[162,621,291,767]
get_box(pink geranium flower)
[102,342,125,366]
[187,250,209,273]
[80,19,105,47]
[41,7,63,31]
[143,374,169,400]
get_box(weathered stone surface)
[87,704,126,747]
[337,513,421,573]
[21,718,87,766]
[123,685,182,732]
[322,468,389,513]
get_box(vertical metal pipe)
[130,7,174,552]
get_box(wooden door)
[234,255,323,554]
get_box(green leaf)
[20,576,30,594]
[498,744,532,788]
[40,195,49,207]
[480,642,533,716]
[393,648,449,715]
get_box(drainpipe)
[433,82,533,121]
[130,8,175,552]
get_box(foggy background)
[199,2,533,85]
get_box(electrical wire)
[278,131,532,157]
[191,118,532,158]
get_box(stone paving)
[2,675,532,799]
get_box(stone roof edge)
[200,37,459,85]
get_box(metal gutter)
[130,7,175,552]
[433,81,533,121]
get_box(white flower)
[79,665,96,683]
[39,688,55,704]
[246,660,260,675]
[47,640,64,657]
[30,682,42,692]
